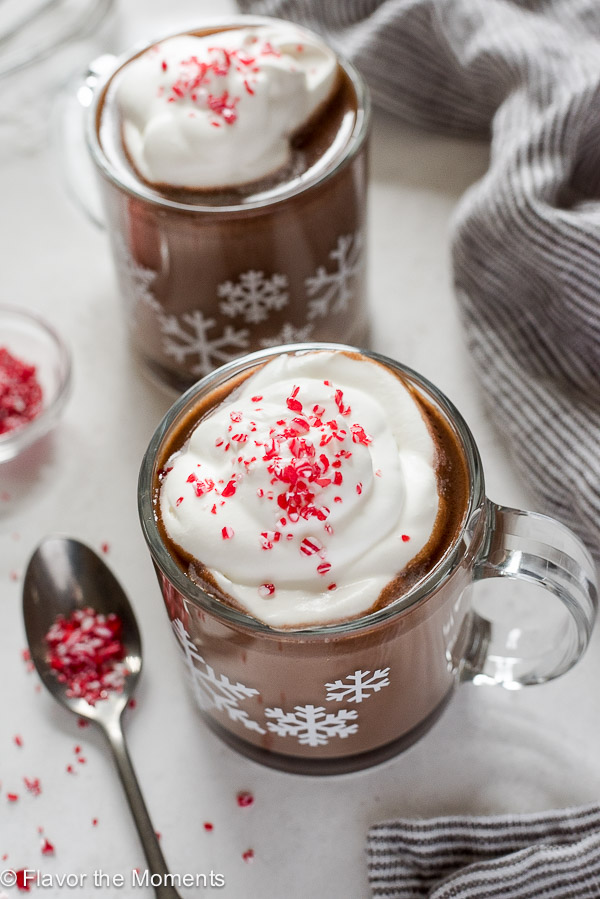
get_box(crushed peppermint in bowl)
[0,306,71,462]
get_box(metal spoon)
[22,535,183,899]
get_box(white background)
[1,1,600,897]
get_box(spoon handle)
[101,715,183,899]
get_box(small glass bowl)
[0,306,72,462]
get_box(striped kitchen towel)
[236,0,600,563]
[367,804,600,898]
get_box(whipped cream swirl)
[114,24,338,189]
[159,351,441,628]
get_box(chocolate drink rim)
[86,15,371,214]
[138,343,485,637]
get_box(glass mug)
[138,344,597,775]
[66,17,371,393]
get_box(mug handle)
[459,500,597,688]
[52,54,117,229]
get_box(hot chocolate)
[141,345,473,771]
[139,345,597,772]
[90,20,370,392]
[155,349,469,628]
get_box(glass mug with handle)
[57,16,371,394]
[138,343,597,775]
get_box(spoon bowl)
[23,535,142,723]
[23,535,183,899]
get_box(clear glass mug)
[63,17,371,393]
[138,344,598,775]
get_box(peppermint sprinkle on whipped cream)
[115,24,338,188]
[159,351,441,628]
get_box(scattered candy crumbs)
[14,735,23,747]
[74,744,86,764]
[203,822,214,832]
[0,346,43,436]
[236,790,254,808]
[100,542,110,554]
[23,777,41,796]
[242,849,255,863]
[7,793,19,803]
[40,838,54,856]
[14,869,29,891]
[44,606,129,705]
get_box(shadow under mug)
[138,343,598,775]
[58,18,371,394]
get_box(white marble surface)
[2,2,600,897]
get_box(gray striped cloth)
[236,0,600,565]
[367,805,600,898]
[236,2,600,896]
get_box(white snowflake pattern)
[306,232,363,320]
[264,705,358,747]
[159,310,249,377]
[259,321,314,347]
[218,270,289,324]
[325,668,391,704]
[114,239,161,313]
[172,619,266,734]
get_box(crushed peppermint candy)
[0,347,43,436]
[157,348,443,630]
[244,382,369,593]
[44,607,130,706]
[170,376,377,602]
[14,869,29,891]
[159,40,288,126]
[23,777,41,796]
[236,790,255,808]
[41,837,55,856]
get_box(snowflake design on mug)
[259,321,315,347]
[264,705,358,747]
[171,620,391,745]
[172,619,265,734]
[114,239,161,314]
[325,668,391,703]
[306,231,363,320]
[218,270,289,324]
[158,310,250,377]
